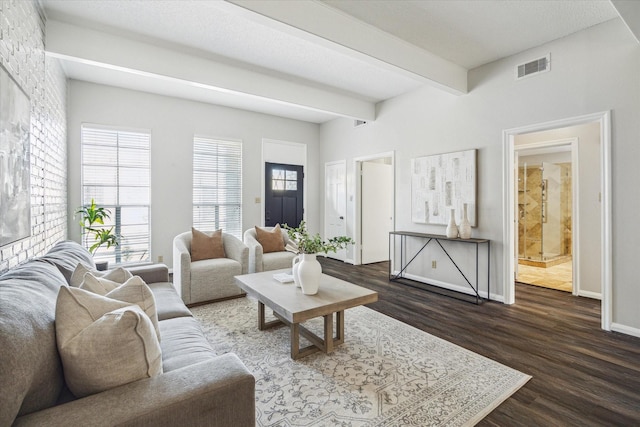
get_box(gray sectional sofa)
[0,240,255,427]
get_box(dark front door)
[265,162,304,227]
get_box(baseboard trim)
[577,290,602,300]
[344,258,355,265]
[393,271,498,301]
[611,322,640,338]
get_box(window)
[193,136,242,238]
[80,125,151,265]
[271,169,298,191]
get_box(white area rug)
[191,297,530,426]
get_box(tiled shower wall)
[0,0,67,272]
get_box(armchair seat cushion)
[190,258,244,303]
[263,251,296,272]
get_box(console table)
[389,231,490,304]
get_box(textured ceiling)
[41,0,621,123]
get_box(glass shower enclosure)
[518,161,572,265]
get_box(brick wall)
[0,0,67,272]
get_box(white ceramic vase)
[297,253,322,295]
[459,203,472,239]
[446,208,458,238]
[291,254,301,287]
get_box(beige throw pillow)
[70,262,132,287]
[191,228,226,261]
[80,274,161,341]
[255,224,285,253]
[55,286,162,398]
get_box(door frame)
[502,111,612,330]
[324,160,347,262]
[353,151,395,265]
[515,138,579,296]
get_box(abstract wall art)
[411,149,476,226]
[0,64,31,246]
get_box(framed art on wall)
[411,149,476,226]
[0,64,31,246]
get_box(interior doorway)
[353,152,395,265]
[503,111,612,331]
[324,160,347,262]
[515,141,576,294]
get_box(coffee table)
[234,269,378,359]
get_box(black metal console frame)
[388,231,491,304]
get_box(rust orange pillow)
[255,224,285,253]
[191,228,226,261]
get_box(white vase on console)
[446,208,458,238]
[459,203,472,239]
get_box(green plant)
[284,221,354,254]
[75,199,120,254]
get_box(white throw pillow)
[70,262,132,287]
[79,272,120,294]
[80,274,161,341]
[55,286,162,398]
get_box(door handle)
[339,216,344,220]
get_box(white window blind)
[193,136,242,239]
[81,125,151,264]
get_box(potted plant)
[284,221,353,295]
[75,199,120,270]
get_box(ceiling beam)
[611,0,640,44]
[46,20,376,121]
[225,0,468,95]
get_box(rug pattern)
[191,297,530,426]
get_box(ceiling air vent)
[516,54,550,80]
[354,119,367,127]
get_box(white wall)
[516,122,601,297]
[320,18,640,332]
[67,81,319,267]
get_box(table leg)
[258,301,283,330]
[335,310,344,346]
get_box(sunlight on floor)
[516,261,572,292]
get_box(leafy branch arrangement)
[284,221,354,254]
[75,199,120,254]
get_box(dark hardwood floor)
[319,257,640,426]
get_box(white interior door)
[324,161,347,261]
[361,162,393,264]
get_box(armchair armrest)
[14,354,255,427]
[222,234,249,274]
[173,234,192,304]
[243,232,263,273]
[127,263,169,283]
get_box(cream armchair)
[243,226,296,273]
[173,231,248,305]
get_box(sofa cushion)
[55,286,162,398]
[148,282,193,320]
[0,261,68,425]
[80,274,161,341]
[39,240,96,284]
[70,262,132,287]
[159,316,216,372]
[191,228,226,261]
[255,224,285,253]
